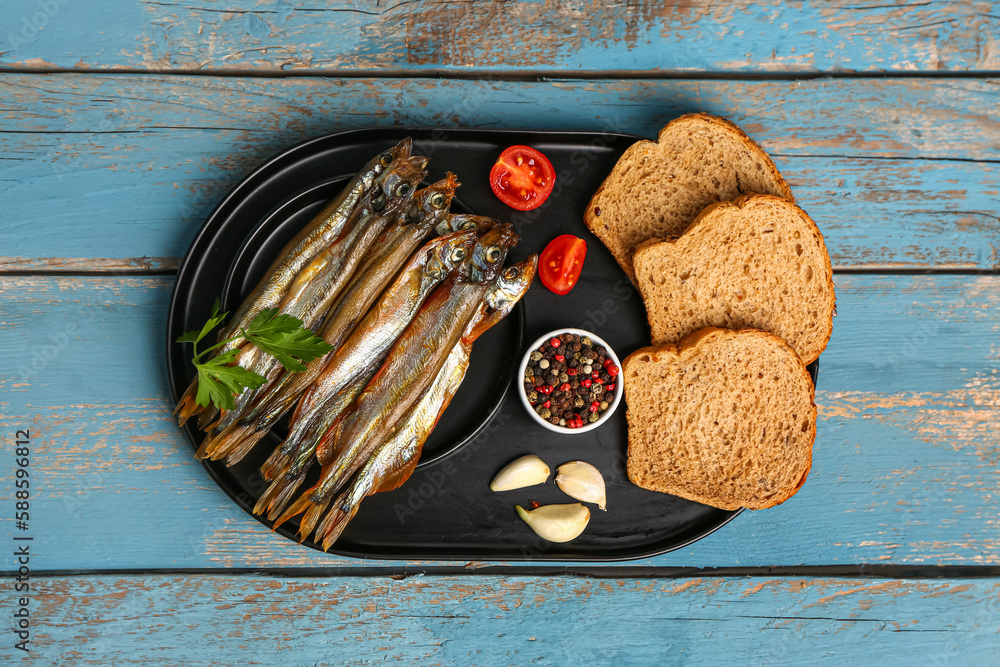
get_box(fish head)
[460,254,538,345]
[435,213,498,237]
[379,138,413,170]
[460,223,520,285]
[486,254,538,312]
[368,156,429,213]
[422,228,479,282]
[408,172,461,231]
[360,138,413,189]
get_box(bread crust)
[623,328,816,510]
[655,114,793,204]
[584,113,794,284]
[632,194,836,364]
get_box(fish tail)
[197,421,244,461]
[259,412,314,480]
[252,476,286,516]
[174,375,199,412]
[297,496,332,541]
[271,491,315,535]
[194,433,213,460]
[317,501,357,551]
[175,391,201,429]
[223,428,267,466]
[264,473,307,521]
[198,427,228,460]
[260,445,292,481]
[197,405,220,431]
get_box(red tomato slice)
[539,235,587,295]
[489,145,556,211]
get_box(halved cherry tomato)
[539,234,587,295]
[488,145,556,211]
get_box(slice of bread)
[633,194,834,365]
[584,113,794,284]
[623,328,815,510]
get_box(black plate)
[167,128,819,561]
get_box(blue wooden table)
[2,2,1000,663]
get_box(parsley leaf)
[194,351,269,411]
[177,301,334,410]
[177,298,227,347]
[242,308,334,373]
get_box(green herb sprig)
[177,300,334,410]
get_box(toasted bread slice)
[584,113,793,283]
[633,194,834,365]
[623,328,815,510]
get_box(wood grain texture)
[2,574,999,664]
[2,1,999,74]
[2,74,999,272]
[2,273,999,570]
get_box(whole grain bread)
[623,328,815,510]
[585,113,794,284]
[633,194,835,365]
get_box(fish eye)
[379,152,393,167]
[451,247,466,261]
[503,266,520,280]
[395,183,412,197]
[430,192,446,209]
[460,220,478,230]
[485,247,502,263]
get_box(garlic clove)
[515,503,590,542]
[490,455,550,492]
[555,460,607,511]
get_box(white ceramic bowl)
[517,328,624,434]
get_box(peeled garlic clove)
[490,455,550,492]
[515,503,590,542]
[555,460,607,511]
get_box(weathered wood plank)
[2,574,999,664]
[2,74,999,272]
[1,274,999,570]
[1,1,999,74]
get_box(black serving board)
[167,128,818,561]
